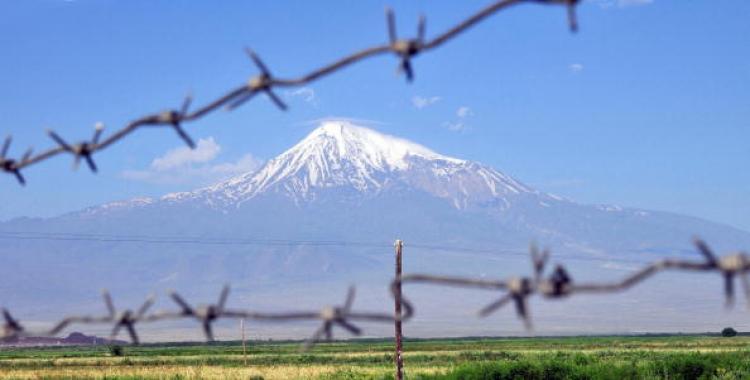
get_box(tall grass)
[2,336,749,379]
[413,351,750,380]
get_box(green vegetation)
[417,352,750,380]
[108,344,125,357]
[0,335,748,379]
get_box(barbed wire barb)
[226,48,287,111]
[0,136,31,185]
[46,123,105,172]
[567,0,579,32]
[153,95,196,149]
[530,242,549,283]
[164,285,231,342]
[1,308,24,341]
[386,7,426,82]
[303,285,361,350]
[103,291,156,345]
[692,238,750,307]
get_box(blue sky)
[0,0,748,231]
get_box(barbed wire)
[391,238,750,330]
[1,284,396,350]
[2,238,748,349]
[0,0,580,185]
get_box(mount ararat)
[26,121,748,251]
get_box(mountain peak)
[297,121,464,170]
[164,121,534,207]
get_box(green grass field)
[1,335,750,379]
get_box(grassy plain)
[1,335,749,379]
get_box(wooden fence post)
[394,239,404,380]
[241,318,247,366]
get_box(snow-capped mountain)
[106,122,551,212]
[37,120,746,251]
[66,120,750,250]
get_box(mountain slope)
[150,122,538,210]
[61,121,749,252]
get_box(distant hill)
[0,332,126,347]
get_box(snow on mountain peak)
[161,120,538,208]
[299,121,465,170]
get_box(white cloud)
[151,138,221,171]
[287,87,317,104]
[443,121,467,132]
[569,63,584,73]
[443,106,473,132]
[411,96,441,109]
[208,154,262,176]
[456,106,473,118]
[121,138,262,185]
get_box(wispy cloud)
[569,63,584,73]
[287,87,317,105]
[596,0,653,8]
[411,95,441,109]
[444,122,466,132]
[456,106,473,118]
[121,137,262,185]
[299,116,388,127]
[208,154,262,176]
[443,106,473,132]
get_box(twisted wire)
[2,238,748,349]
[391,238,750,330]
[0,0,579,185]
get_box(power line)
[0,229,652,265]
[0,230,388,248]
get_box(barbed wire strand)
[0,0,579,185]
[2,237,748,349]
[391,238,750,331]
[1,284,396,350]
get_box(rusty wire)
[392,238,750,330]
[2,238,748,348]
[0,0,579,185]
[1,284,395,350]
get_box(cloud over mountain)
[120,137,262,185]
